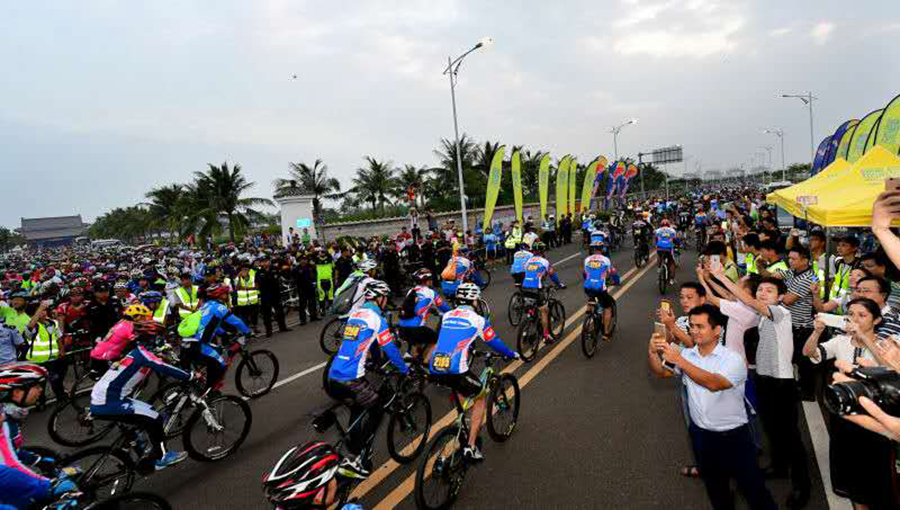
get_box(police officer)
[256,255,291,338]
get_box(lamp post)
[444,37,493,234]
[610,118,637,161]
[781,92,816,167]
[763,128,786,181]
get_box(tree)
[191,162,274,243]
[352,157,397,213]
[394,164,429,207]
[0,227,25,252]
[143,184,188,240]
[431,134,478,207]
[274,159,341,220]
[89,206,152,242]
[474,141,502,178]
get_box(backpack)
[440,259,457,282]
[177,310,203,338]
[400,288,419,320]
[329,275,364,315]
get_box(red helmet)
[660,219,670,227]
[0,362,48,399]
[205,284,230,300]
[263,441,340,509]
[413,268,433,283]
[132,320,165,337]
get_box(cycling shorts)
[329,377,380,408]
[521,288,546,307]
[584,288,615,309]
[430,369,483,398]
[399,326,437,347]
[657,249,676,266]
[512,273,525,285]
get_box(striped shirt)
[877,309,900,340]
[889,281,900,312]
[783,269,816,328]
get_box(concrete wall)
[276,195,316,244]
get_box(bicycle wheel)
[548,300,566,339]
[414,426,467,510]
[633,248,642,268]
[475,268,491,290]
[319,318,344,355]
[235,349,279,398]
[605,300,618,338]
[487,374,520,442]
[658,264,668,294]
[581,314,598,358]
[515,317,540,362]
[507,292,524,327]
[387,391,432,464]
[48,393,114,447]
[183,395,252,461]
[474,298,491,318]
[63,446,135,499]
[150,382,193,439]
[91,491,173,510]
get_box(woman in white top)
[803,298,891,510]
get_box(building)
[20,215,87,247]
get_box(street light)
[444,36,493,234]
[610,118,637,160]
[763,128,786,181]
[781,92,817,167]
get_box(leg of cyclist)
[93,399,185,470]
[331,378,382,477]
[198,343,228,393]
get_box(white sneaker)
[339,455,370,479]
[463,445,484,462]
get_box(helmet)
[10,290,29,301]
[130,269,142,278]
[0,362,47,398]
[357,260,377,273]
[114,281,128,291]
[139,291,163,306]
[123,304,153,321]
[590,240,604,251]
[413,269,433,283]
[363,280,391,300]
[263,441,340,509]
[458,245,469,253]
[660,219,670,227]
[532,241,546,254]
[132,320,165,337]
[455,282,481,302]
[206,284,230,300]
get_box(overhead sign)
[796,196,818,206]
[295,218,313,228]
[651,146,684,164]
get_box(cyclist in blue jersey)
[583,241,618,339]
[590,222,610,256]
[327,280,408,479]
[509,244,534,286]
[398,269,451,362]
[429,283,518,461]
[655,219,680,285]
[181,283,252,392]
[440,246,485,298]
[521,242,565,343]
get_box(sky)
[2,0,899,228]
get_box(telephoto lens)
[824,366,900,416]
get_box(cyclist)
[398,269,451,363]
[589,221,610,257]
[0,363,77,510]
[335,259,378,314]
[583,241,617,340]
[521,242,565,344]
[632,214,651,258]
[181,283,253,393]
[440,246,485,300]
[429,283,518,461]
[510,243,534,287]
[694,207,708,247]
[138,291,170,326]
[90,319,197,471]
[328,280,408,479]
[655,219,680,286]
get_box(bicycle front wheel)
[319,318,344,355]
[474,298,491,318]
[183,395,252,461]
[63,446,135,499]
[515,317,541,362]
[658,265,668,295]
[48,393,114,447]
[414,426,467,510]
[507,292,524,327]
[487,374,520,442]
[581,314,598,358]
[235,349,279,398]
[387,391,432,464]
[548,300,566,339]
[475,268,491,290]
[91,491,173,510]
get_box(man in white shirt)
[649,304,776,510]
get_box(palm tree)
[191,162,274,243]
[143,184,188,240]
[432,134,478,203]
[394,164,429,207]
[352,157,396,212]
[474,140,503,177]
[273,159,341,220]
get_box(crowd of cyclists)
[0,185,810,509]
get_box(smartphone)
[887,178,900,192]
[654,321,667,338]
[709,255,722,272]
[818,313,847,330]
[660,300,671,314]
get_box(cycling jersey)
[186,301,252,345]
[429,306,515,374]
[694,213,707,227]
[90,345,191,414]
[398,286,451,328]
[655,227,678,250]
[510,250,534,275]
[581,219,592,231]
[328,302,408,382]
[90,319,135,362]
[0,416,50,510]
[583,254,612,291]
[522,256,551,290]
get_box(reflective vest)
[176,286,199,319]
[152,299,169,324]
[744,253,758,275]
[504,227,523,249]
[235,271,260,306]
[316,262,334,300]
[811,259,826,298]
[767,259,788,274]
[26,321,61,363]
[830,259,854,301]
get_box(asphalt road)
[22,239,829,509]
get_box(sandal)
[680,465,700,478]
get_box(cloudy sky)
[2,0,899,228]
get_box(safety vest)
[235,271,260,306]
[26,321,61,363]
[316,262,335,300]
[153,299,169,324]
[829,259,854,301]
[504,227,523,249]
[21,281,33,291]
[744,253,758,275]
[176,285,199,319]
[767,259,788,274]
[811,259,826,298]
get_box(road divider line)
[368,256,657,508]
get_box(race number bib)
[343,325,361,340]
[432,353,452,372]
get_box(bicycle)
[41,490,173,510]
[507,285,525,327]
[633,235,649,268]
[413,350,520,510]
[656,249,680,295]
[581,294,618,358]
[514,286,566,362]
[319,314,349,355]
[222,336,280,398]
[469,251,492,290]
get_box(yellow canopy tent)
[771,146,900,227]
[766,158,851,217]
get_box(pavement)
[22,239,833,509]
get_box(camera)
[824,366,900,416]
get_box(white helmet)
[455,282,481,302]
[358,260,377,273]
[363,280,391,300]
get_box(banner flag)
[847,109,884,163]
[510,150,523,225]
[482,145,506,231]
[538,154,550,221]
[835,119,860,161]
[865,117,882,154]
[811,136,832,175]
[590,156,609,209]
[824,120,856,166]
[555,156,570,224]
[606,161,626,198]
[874,93,900,155]
[620,164,639,197]
[568,158,578,217]
[580,159,600,213]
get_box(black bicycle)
[514,287,566,362]
[414,351,520,509]
[581,295,618,358]
[633,235,649,268]
[507,286,525,327]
